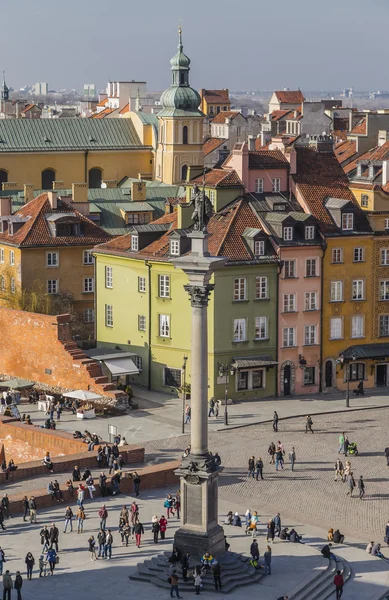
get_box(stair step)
[289,557,335,600]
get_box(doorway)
[376,364,387,387]
[283,365,291,396]
[325,360,333,388]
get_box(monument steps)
[288,556,352,600]
[129,551,264,593]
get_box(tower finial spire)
[178,23,183,51]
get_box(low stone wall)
[7,460,180,514]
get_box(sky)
[2,0,388,93]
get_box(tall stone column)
[172,232,226,558]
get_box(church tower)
[155,27,204,185]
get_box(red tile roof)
[91,107,114,119]
[293,146,370,232]
[211,111,240,124]
[190,169,242,188]
[254,138,270,151]
[203,137,227,156]
[334,140,357,165]
[274,90,304,104]
[248,150,289,169]
[97,98,108,108]
[345,140,389,176]
[332,130,348,142]
[0,193,111,248]
[119,103,129,115]
[350,117,367,135]
[270,109,291,121]
[201,89,230,104]
[21,104,39,114]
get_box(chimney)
[248,135,256,151]
[53,181,65,190]
[131,181,147,201]
[383,161,389,186]
[23,184,34,203]
[47,191,58,210]
[101,180,117,189]
[0,197,11,216]
[72,183,88,203]
[378,130,389,147]
[2,182,18,191]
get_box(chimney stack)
[23,184,34,203]
[0,197,11,216]
[53,181,65,190]
[47,191,58,210]
[72,183,88,203]
[248,135,256,151]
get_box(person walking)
[358,475,365,500]
[255,457,264,480]
[159,515,167,540]
[273,411,279,432]
[46,548,57,576]
[344,437,350,457]
[132,472,141,497]
[14,572,22,600]
[184,404,191,424]
[334,458,344,482]
[250,538,260,561]
[38,555,46,578]
[268,442,276,464]
[289,447,296,471]
[175,491,181,519]
[305,415,314,433]
[169,570,182,599]
[104,529,113,559]
[0,549,5,576]
[25,553,35,580]
[28,497,36,523]
[40,526,50,553]
[338,432,345,454]
[181,553,190,582]
[194,569,202,595]
[133,520,144,548]
[2,571,13,600]
[22,497,29,522]
[264,545,272,575]
[165,494,175,518]
[130,500,139,525]
[88,535,97,561]
[98,505,108,530]
[247,456,255,478]
[333,570,344,599]
[2,495,10,519]
[346,471,356,498]
[274,513,282,538]
[76,506,85,533]
[214,400,219,418]
[49,523,59,552]
[122,523,131,547]
[275,447,284,471]
[267,519,275,542]
[152,519,160,544]
[208,397,215,417]
[63,507,73,533]
[343,461,351,482]
[99,472,107,497]
[97,529,106,558]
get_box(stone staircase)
[129,550,264,594]
[288,555,352,600]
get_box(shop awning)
[103,357,139,377]
[232,356,278,369]
[340,344,389,361]
[64,390,102,401]
[0,378,35,389]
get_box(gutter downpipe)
[145,260,152,390]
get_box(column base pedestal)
[174,523,226,559]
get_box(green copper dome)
[158,27,204,118]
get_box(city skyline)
[2,0,389,92]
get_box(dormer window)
[254,240,265,256]
[131,235,139,251]
[342,213,354,231]
[170,239,180,256]
[361,194,369,208]
[283,226,293,241]
[305,225,315,240]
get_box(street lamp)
[338,353,357,408]
[218,362,236,426]
[181,355,188,434]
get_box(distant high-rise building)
[33,82,48,96]
[83,84,96,98]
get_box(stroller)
[348,441,359,456]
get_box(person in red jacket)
[333,570,344,599]
[159,515,167,540]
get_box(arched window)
[180,72,185,85]
[183,126,188,145]
[0,170,8,185]
[181,165,188,181]
[41,169,55,190]
[89,167,102,189]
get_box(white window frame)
[159,275,170,298]
[332,248,343,263]
[330,281,343,302]
[381,249,389,265]
[352,279,364,301]
[83,277,94,293]
[283,327,295,347]
[83,308,94,323]
[105,266,113,289]
[135,356,143,372]
[254,240,265,256]
[138,315,146,331]
[10,277,15,294]
[283,293,296,312]
[236,369,265,391]
[380,280,389,301]
[131,235,139,251]
[255,276,268,299]
[138,276,146,293]
[9,250,14,266]
[209,190,216,205]
[46,251,59,267]
[255,316,268,340]
[170,239,180,256]
[47,279,58,295]
[351,315,364,338]
[233,318,246,342]
[304,324,316,346]
[342,213,354,231]
[255,178,264,193]
[284,260,296,278]
[233,278,247,302]
[380,315,389,337]
[105,304,113,327]
[0,248,3,264]
[83,250,94,265]
[306,258,318,277]
[283,226,293,241]
[361,194,369,208]
[353,247,364,262]
[305,291,317,311]
[272,177,281,193]
[330,317,343,340]
[305,225,315,240]
[159,314,170,338]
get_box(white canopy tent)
[64,390,102,401]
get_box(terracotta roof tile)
[248,150,289,169]
[203,138,227,156]
[211,111,240,124]
[97,98,108,108]
[191,169,242,188]
[254,138,270,151]
[274,90,304,104]
[201,89,230,104]
[119,103,129,115]
[270,109,291,121]
[345,140,389,176]
[332,129,348,142]
[334,140,357,165]
[91,107,114,119]
[0,193,111,248]
[285,109,302,120]
[350,117,367,135]
[21,104,39,114]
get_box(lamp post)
[181,355,188,434]
[338,353,357,408]
[218,362,236,426]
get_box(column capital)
[184,284,215,307]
